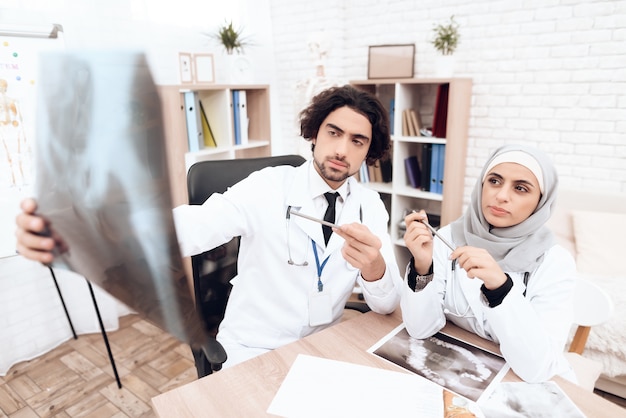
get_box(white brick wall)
[269,0,626,201]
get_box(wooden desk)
[152,310,624,417]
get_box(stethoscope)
[284,204,362,267]
[444,260,475,318]
[285,205,309,266]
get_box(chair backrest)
[188,154,307,204]
[568,277,615,354]
[186,155,306,338]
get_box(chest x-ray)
[34,50,225,366]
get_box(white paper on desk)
[479,381,586,417]
[267,354,444,418]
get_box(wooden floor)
[0,314,197,418]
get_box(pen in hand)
[411,210,458,272]
[289,208,340,229]
[411,210,456,252]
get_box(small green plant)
[431,15,460,56]
[209,20,251,55]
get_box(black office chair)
[187,154,369,378]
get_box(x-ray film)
[33,51,225,366]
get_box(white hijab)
[449,144,558,272]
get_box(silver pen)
[289,208,340,229]
[411,210,456,252]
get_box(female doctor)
[401,144,577,384]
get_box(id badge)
[308,290,332,326]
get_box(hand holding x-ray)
[33,50,226,368]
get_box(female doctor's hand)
[403,210,433,275]
[15,198,67,265]
[333,223,386,282]
[450,246,507,290]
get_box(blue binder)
[436,144,445,194]
[430,144,440,194]
[419,143,432,191]
[184,91,203,152]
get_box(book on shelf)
[429,143,445,194]
[368,164,380,183]
[199,100,217,148]
[380,154,393,183]
[418,143,433,191]
[231,90,250,146]
[401,108,422,137]
[432,84,449,139]
[437,143,445,194]
[404,155,421,188]
[238,90,249,145]
[430,144,440,193]
[409,109,422,134]
[406,109,417,136]
[232,90,241,145]
[358,161,369,183]
[183,91,204,152]
[360,159,391,184]
[402,109,410,136]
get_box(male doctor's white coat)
[173,160,402,366]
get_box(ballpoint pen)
[289,208,340,229]
[411,211,458,271]
[411,210,456,252]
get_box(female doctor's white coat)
[173,160,402,365]
[400,225,577,383]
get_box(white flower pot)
[434,55,455,77]
[217,54,253,84]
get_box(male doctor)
[15,85,402,373]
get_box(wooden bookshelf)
[350,78,472,270]
[157,84,272,208]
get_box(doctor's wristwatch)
[407,259,434,292]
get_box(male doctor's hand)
[333,223,386,282]
[15,198,67,264]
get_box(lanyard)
[311,240,330,292]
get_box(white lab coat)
[174,161,402,365]
[400,225,577,383]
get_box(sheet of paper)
[267,354,444,418]
[479,381,586,417]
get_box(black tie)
[323,192,337,245]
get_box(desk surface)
[152,310,624,417]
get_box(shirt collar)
[308,159,350,201]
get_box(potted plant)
[205,20,254,83]
[431,15,460,76]
[209,20,250,55]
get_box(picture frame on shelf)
[178,52,193,84]
[368,44,415,79]
[194,53,215,84]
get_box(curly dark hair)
[299,85,391,166]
